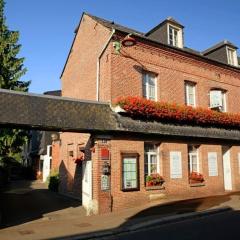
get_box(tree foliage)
[0,0,30,164]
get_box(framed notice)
[208,152,218,176]
[170,151,182,179]
[121,153,139,191]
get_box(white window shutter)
[210,90,222,108]
[208,152,218,176]
[170,151,182,179]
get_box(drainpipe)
[96,29,115,101]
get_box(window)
[121,153,139,191]
[210,89,226,112]
[208,152,218,176]
[170,151,182,178]
[144,143,159,176]
[168,25,179,47]
[143,72,157,101]
[68,151,74,157]
[227,47,237,66]
[185,82,196,107]
[188,146,199,173]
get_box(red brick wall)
[51,141,60,172]
[108,140,240,211]
[110,39,240,113]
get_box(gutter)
[96,29,116,101]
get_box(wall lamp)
[113,34,137,54]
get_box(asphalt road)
[108,210,240,240]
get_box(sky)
[4,0,240,94]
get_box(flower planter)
[113,96,240,130]
[146,185,165,191]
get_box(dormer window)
[168,25,183,48]
[227,47,238,66]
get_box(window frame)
[121,152,140,192]
[185,81,196,107]
[167,24,182,48]
[142,72,157,101]
[144,144,160,176]
[209,89,227,112]
[188,146,200,173]
[226,47,237,66]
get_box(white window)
[210,90,226,112]
[185,82,196,107]
[143,72,157,101]
[188,146,199,173]
[168,25,183,48]
[227,47,238,66]
[208,152,218,176]
[170,151,182,178]
[144,143,159,176]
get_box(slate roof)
[202,40,238,55]
[83,13,240,71]
[1,89,240,143]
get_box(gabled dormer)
[146,17,184,48]
[202,40,239,67]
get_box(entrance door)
[82,160,92,208]
[222,147,232,191]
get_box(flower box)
[113,96,240,130]
[189,172,204,184]
[146,173,164,188]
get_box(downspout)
[96,28,115,101]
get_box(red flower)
[113,96,240,130]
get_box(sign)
[101,148,110,160]
[101,175,110,191]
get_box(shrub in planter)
[47,171,60,192]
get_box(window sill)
[145,185,165,191]
[190,183,205,187]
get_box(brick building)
[59,13,240,214]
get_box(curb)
[61,207,231,240]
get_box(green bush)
[48,171,60,192]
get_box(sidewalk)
[0,191,240,240]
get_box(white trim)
[185,82,196,107]
[189,151,199,173]
[145,145,160,175]
[143,72,157,101]
[226,47,238,67]
[167,23,183,48]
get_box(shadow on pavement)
[0,180,82,229]
[47,193,238,240]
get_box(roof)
[1,89,240,143]
[85,13,240,71]
[61,13,240,78]
[146,16,184,36]
[202,40,238,55]
[44,90,62,96]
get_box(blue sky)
[5,0,240,93]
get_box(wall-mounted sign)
[101,175,110,191]
[101,148,110,160]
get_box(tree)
[0,0,30,165]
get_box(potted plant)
[146,173,164,188]
[189,171,204,184]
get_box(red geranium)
[113,96,240,130]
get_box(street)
[0,180,82,228]
[108,210,240,240]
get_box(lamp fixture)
[122,34,137,47]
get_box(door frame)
[222,146,232,191]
